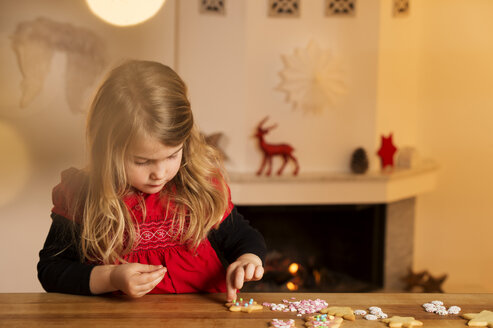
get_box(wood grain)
[0,293,492,327]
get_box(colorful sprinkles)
[269,318,295,328]
[263,298,329,316]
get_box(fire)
[313,269,321,285]
[288,262,299,275]
[286,281,298,291]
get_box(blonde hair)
[78,60,228,264]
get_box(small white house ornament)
[277,40,346,114]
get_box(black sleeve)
[37,213,95,295]
[208,206,267,267]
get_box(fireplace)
[239,204,385,293]
[229,165,437,292]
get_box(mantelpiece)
[228,160,438,205]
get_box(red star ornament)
[377,133,397,170]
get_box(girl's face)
[125,134,183,194]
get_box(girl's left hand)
[226,253,264,301]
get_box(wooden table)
[1,292,492,327]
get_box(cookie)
[382,316,423,328]
[270,319,296,328]
[304,314,343,327]
[226,297,263,313]
[462,310,493,327]
[320,306,355,321]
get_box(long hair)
[79,60,228,264]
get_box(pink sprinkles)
[263,298,329,316]
[270,319,295,328]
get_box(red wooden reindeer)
[255,117,299,176]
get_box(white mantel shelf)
[228,160,439,205]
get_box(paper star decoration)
[462,310,493,327]
[278,40,346,114]
[377,133,398,170]
[382,316,423,328]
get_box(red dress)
[121,191,232,293]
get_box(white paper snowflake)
[278,40,346,114]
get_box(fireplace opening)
[238,204,386,292]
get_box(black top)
[37,206,266,295]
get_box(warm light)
[286,282,298,291]
[313,270,321,285]
[86,0,166,27]
[288,263,299,275]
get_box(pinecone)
[350,147,369,174]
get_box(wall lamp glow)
[86,0,166,27]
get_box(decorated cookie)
[382,316,423,328]
[270,319,296,328]
[320,306,355,321]
[304,314,343,327]
[226,297,263,313]
[462,310,493,327]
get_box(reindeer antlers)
[257,116,277,131]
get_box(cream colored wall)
[376,0,423,148]
[377,0,493,292]
[0,0,176,292]
[413,0,493,292]
[176,0,250,171]
[242,0,381,174]
[178,0,381,174]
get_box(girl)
[37,60,266,301]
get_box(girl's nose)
[150,163,166,180]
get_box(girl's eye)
[167,154,177,160]
[135,161,149,166]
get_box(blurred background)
[0,0,492,293]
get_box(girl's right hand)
[109,263,167,298]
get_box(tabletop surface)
[1,292,493,327]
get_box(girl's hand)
[110,263,167,298]
[225,253,264,301]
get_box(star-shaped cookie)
[382,316,423,328]
[320,306,355,321]
[462,310,493,327]
[305,314,343,327]
[225,298,263,313]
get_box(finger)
[136,263,165,273]
[139,274,165,294]
[253,266,264,280]
[243,263,255,281]
[226,286,237,302]
[226,265,238,301]
[135,267,167,285]
[234,266,245,290]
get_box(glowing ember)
[288,263,299,275]
[286,282,298,291]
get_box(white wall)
[178,0,381,174]
[176,0,249,171]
